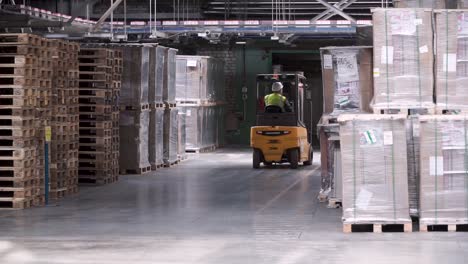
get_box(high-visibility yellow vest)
[264,93,286,111]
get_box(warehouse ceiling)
[0,0,383,43]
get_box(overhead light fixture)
[235,41,246,45]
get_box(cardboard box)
[434,10,468,111]
[372,8,434,109]
[419,115,468,225]
[394,0,445,8]
[339,114,411,224]
[320,46,373,115]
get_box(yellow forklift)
[250,73,313,169]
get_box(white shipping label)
[356,189,373,209]
[381,46,394,64]
[383,131,393,145]
[458,13,468,35]
[187,60,197,67]
[186,110,192,116]
[390,11,417,36]
[414,18,423,26]
[443,54,457,72]
[336,54,359,82]
[430,156,444,176]
[373,68,380,77]
[412,122,420,137]
[419,45,428,54]
[323,54,333,69]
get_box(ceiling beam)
[92,0,124,31]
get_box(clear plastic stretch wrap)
[177,110,186,156]
[372,8,434,109]
[163,108,179,164]
[393,0,445,8]
[216,105,225,147]
[320,46,373,115]
[175,55,225,102]
[338,114,411,224]
[407,116,420,217]
[180,105,220,150]
[119,110,151,171]
[149,45,165,103]
[419,115,468,225]
[164,48,178,104]
[149,108,164,167]
[459,0,468,8]
[435,10,468,111]
[121,45,150,106]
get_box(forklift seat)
[265,105,283,113]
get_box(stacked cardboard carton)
[175,55,225,153]
[149,45,166,170]
[372,8,434,112]
[163,48,180,166]
[338,114,412,232]
[393,0,445,8]
[318,46,373,206]
[119,45,152,174]
[434,10,468,113]
[419,115,468,230]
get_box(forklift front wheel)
[288,149,299,169]
[253,149,261,169]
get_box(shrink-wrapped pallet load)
[339,114,411,226]
[434,10,468,112]
[372,8,434,110]
[419,115,468,228]
[119,110,151,174]
[393,0,445,8]
[320,46,373,115]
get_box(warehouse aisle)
[0,149,466,264]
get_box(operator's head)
[272,82,283,93]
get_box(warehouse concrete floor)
[0,148,466,264]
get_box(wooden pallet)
[319,115,338,125]
[420,224,468,232]
[372,106,435,115]
[435,107,468,115]
[150,102,165,109]
[120,165,152,175]
[150,163,165,171]
[186,145,217,153]
[343,223,412,233]
[327,198,342,209]
[120,104,150,111]
[165,102,177,108]
[0,198,34,210]
[163,160,180,168]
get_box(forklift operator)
[264,82,292,113]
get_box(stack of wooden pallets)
[78,48,121,185]
[49,39,80,200]
[0,33,52,209]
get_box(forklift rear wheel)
[303,147,313,166]
[253,149,261,169]
[288,149,299,169]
